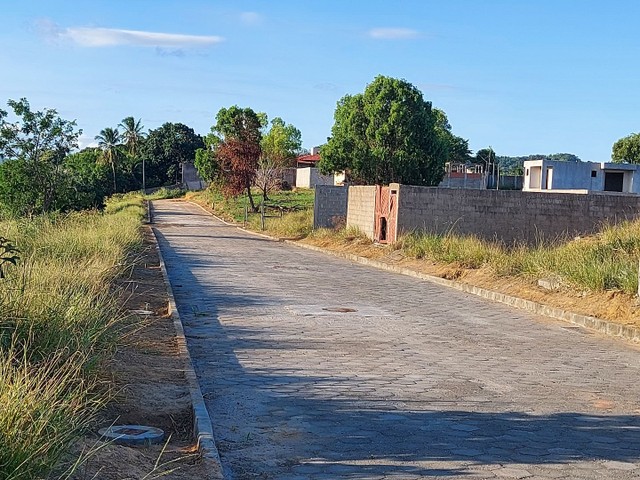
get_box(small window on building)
[525,168,529,176]
[591,171,597,178]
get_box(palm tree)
[119,117,146,190]
[95,127,122,192]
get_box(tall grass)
[0,193,144,479]
[188,187,315,238]
[399,219,640,294]
[145,187,184,200]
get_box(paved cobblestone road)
[153,200,640,480]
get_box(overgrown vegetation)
[188,187,314,238]
[0,193,144,479]
[400,220,640,295]
[145,186,185,200]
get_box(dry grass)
[0,193,144,478]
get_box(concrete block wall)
[396,186,640,244]
[313,185,348,229]
[281,168,296,188]
[496,175,523,190]
[438,175,486,189]
[347,186,377,239]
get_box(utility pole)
[490,146,498,190]
[142,158,146,193]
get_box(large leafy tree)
[319,75,449,185]
[612,133,640,164]
[432,108,471,165]
[194,133,220,184]
[63,147,111,209]
[95,127,122,192]
[139,123,204,187]
[213,106,265,211]
[256,117,302,200]
[0,98,81,216]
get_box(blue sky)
[1,1,639,161]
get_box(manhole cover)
[322,307,358,313]
[98,424,165,446]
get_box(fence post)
[261,203,265,231]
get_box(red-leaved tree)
[214,106,265,211]
[217,138,261,211]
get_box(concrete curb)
[285,241,640,344]
[187,201,237,227]
[149,219,224,479]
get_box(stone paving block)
[153,200,640,480]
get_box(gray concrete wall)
[396,186,640,244]
[497,175,523,190]
[182,162,207,191]
[281,168,296,189]
[438,175,486,189]
[313,185,348,229]
[346,186,377,239]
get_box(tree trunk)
[246,185,256,212]
[111,162,117,193]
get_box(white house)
[295,147,346,188]
[523,160,640,194]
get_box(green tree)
[257,117,302,200]
[95,127,122,192]
[139,123,204,187]
[319,75,449,185]
[194,133,221,183]
[448,136,472,164]
[118,117,145,158]
[475,148,496,166]
[118,117,146,190]
[432,108,471,164]
[0,98,81,216]
[213,106,265,210]
[612,133,640,164]
[63,148,111,209]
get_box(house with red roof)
[294,147,345,188]
[296,147,322,168]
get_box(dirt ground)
[68,226,209,480]
[302,236,640,328]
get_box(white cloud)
[239,11,263,26]
[368,27,420,40]
[77,133,98,150]
[313,82,339,92]
[37,20,223,48]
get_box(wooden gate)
[374,185,398,244]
